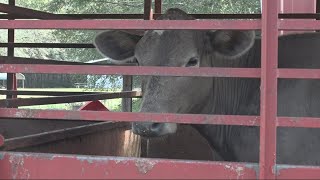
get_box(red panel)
[0,19,261,30]
[0,108,260,126]
[79,101,109,111]
[277,117,320,128]
[279,0,316,34]
[277,165,320,179]
[259,0,278,179]
[278,69,320,79]
[0,134,4,147]
[279,19,320,30]
[0,64,261,78]
[0,152,258,179]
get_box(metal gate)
[1,0,320,179]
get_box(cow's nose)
[150,123,163,132]
[132,122,163,137]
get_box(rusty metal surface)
[1,122,129,151]
[276,164,320,179]
[0,152,258,179]
[0,19,261,30]
[0,108,260,126]
[0,64,261,78]
[0,91,142,107]
[259,0,278,179]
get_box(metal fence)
[1,0,320,179]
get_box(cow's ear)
[94,30,142,60]
[208,30,255,59]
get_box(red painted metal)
[279,19,320,30]
[0,64,261,78]
[278,69,320,79]
[0,108,260,126]
[277,117,320,128]
[0,152,258,179]
[259,0,278,179]
[276,165,320,179]
[0,19,261,30]
[279,0,316,35]
[0,134,4,147]
[79,101,109,111]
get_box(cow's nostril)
[151,123,162,131]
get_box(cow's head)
[94,8,255,137]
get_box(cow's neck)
[193,41,261,162]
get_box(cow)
[94,8,320,165]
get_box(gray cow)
[94,8,320,165]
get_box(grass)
[1,88,141,112]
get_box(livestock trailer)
[1,0,320,179]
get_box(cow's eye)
[186,57,199,67]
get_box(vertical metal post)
[317,0,320,20]
[6,0,17,101]
[143,0,152,20]
[139,0,153,158]
[121,76,133,112]
[259,0,278,179]
[155,0,162,14]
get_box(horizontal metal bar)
[1,122,129,151]
[0,64,261,77]
[0,20,261,30]
[277,117,320,128]
[279,19,320,31]
[0,91,142,107]
[0,109,260,126]
[0,56,137,66]
[276,165,320,179]
[0,152,258,179]
[0,90,105,96]
[0,56,90,65]
[1,13,320,20]
[278,69,320,79]
[0,3,70,20]
[0,43,94,48]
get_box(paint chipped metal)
[135,159,157,174]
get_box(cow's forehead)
[135,30,201,66]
